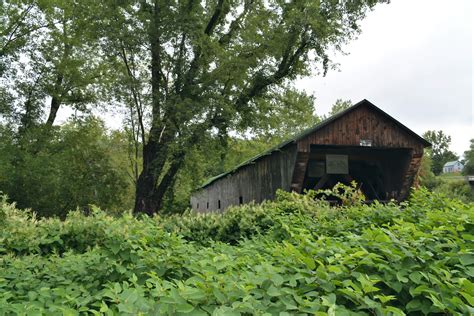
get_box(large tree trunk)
[133,123,169,215]
[134,132,185,215]
[134,0,168,215]
[45,72,64,127]
[45,95,61,127]
[134,139,163,215]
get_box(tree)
[247,87,319,141]
[327,99,352,117]
[99,0,386,215]
[158,88,321,214]
[1,0,108,131]
[1,1,47,75]
[417,152,439,190]
[462,139,474,175]
[422,130,459,175]
[1,1,46,122]
[0,117,131,217]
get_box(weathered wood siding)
[294,104,425,199]
[297,104,425,155]
[399,153,423,200]
[190,144,297,212]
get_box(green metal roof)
[197,99,431,190]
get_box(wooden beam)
[399,153,422,200]
[290,152,309,193]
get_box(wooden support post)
[399,153,423,200]
[290,152,310,193]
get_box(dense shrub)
[0,188,473,315]
[0,118,132,217]
[417,150,474,203]
[432,179,474,203]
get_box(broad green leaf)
[460,292,474,305]
[408,272,422,284]
[176,303,195,313]
[460,254,474,266]
[267,285,281,297]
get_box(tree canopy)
[0,118,130,217]
[327,99,352,117]
[1,0,390,215]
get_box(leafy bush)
[418,150,473,203]
[432,179,474,203]
[0,188,473,315]
[0,118,132,217]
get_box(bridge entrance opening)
[301,145,413,201]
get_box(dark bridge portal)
[303,145,412,201]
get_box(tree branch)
[181,0,229,94]
[152,152,185,203]
[218,0,254,46]
[150,0,162,123]
[120,44,146,144]
[1,3,34,37]
[235,29,310,112]
[174,33,187,94]
[204,0,225,36]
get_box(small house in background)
[191,99,431,212]
[443,161,464,173]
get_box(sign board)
[360,139,372,147]
[326,154,348,174]
[308,161,325,178]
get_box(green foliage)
[0,117,132,217]
[1,0,109,128]
[1,1,44,73]
[422,130,459,175]
[324,99,352,118]
[417,152,439,190]
[463,139,474,175]
[432,179,474,203]
[313,181,366,206]
[418,151,473,203]
[247,87,320,141]
[0,188,473,314]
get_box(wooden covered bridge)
[191,100,431,212]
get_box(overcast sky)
[299,0,473,157]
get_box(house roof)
[198,99,431,190]
[444,161,463,167]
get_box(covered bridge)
[191,99,430,212]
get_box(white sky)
[298,0,473,157]
[57,0,473,156]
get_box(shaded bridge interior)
[296,145,413,201]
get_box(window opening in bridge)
[207,202,209,209]
[218,200,221,209]
[239,196,243,205]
